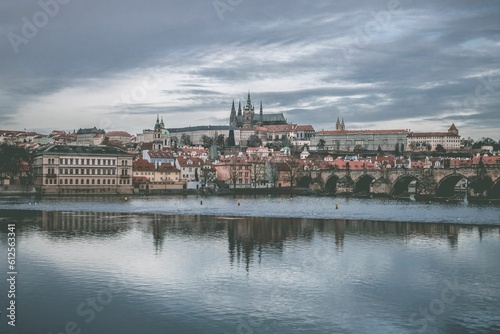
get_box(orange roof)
[296,125,315,131]
[106,131,131,137]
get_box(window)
[75,179,79,184]
[92,159,95,165]
[69,179,73,185]
[112,180,115,185]
[64,179,68,184]
[81,179,84,184]
[86,179,89,185]
[97,159,101,165]
[97,179,100,185]
[92,179,95,185]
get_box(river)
[0,196,499,333]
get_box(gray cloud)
[0,0,499,138]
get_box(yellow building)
[34,145,133,195]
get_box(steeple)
[341,118,345,130]
[336,117,341,130]
[259,101,263,125]
[245,91,253,110]
[160,116,165,129]
[154,114,162,131]
[237,101,242,116]
[230,100,237,126]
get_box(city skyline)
[1,1,499,139]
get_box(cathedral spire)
[230,100,236,126]
[245,91,253,110]
[238,100,242,116]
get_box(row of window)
[57,168,117,175]
[50,158,121,166]
[45,178,131,185]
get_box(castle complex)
[229,92,287,129]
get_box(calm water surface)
[0,196,499,334]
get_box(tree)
[377,145,384,156]
[0,144,29,181]
[317,139,326,150]
[194,168,199,182]
[354,144,364,154]
[180,134,192,146]
[226,130,236,147]
[247,134,262,147]
[228,157,239,189]
[265,160,279,188]
[200,135,214,149]
[250,160,265,188]
[394,143,400,156]
[435,144,446,153]
[282,156,301,188]
[170,136,179,148]
[216,134,225,149]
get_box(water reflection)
[2,210,498,270]
[1,209,500,334]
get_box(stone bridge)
[296,167,500,201]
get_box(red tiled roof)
[106,131,131,137]
[296,125,315,131]
[157,164,179,172]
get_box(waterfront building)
[407,124,461,151]
[34,145,133,194]
[175,156,203,183]
[76,127,105,146]
[229,92,287,129]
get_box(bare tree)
[250,159,265,188]
[265,160,279,188]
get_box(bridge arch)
[436,173,468,198]
[325,175,339,194]
[391,175,418,196]
[354,174,375,194]
[297,175,312,188]
[468,175,493,197]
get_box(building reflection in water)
[2,210,495,269]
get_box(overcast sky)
[1,0,499,139]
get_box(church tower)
[230,100,237,126]
[242,91,255,128]
[153,115,170,150]
[336,117,345,130]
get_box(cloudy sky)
[1,0,499,139]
